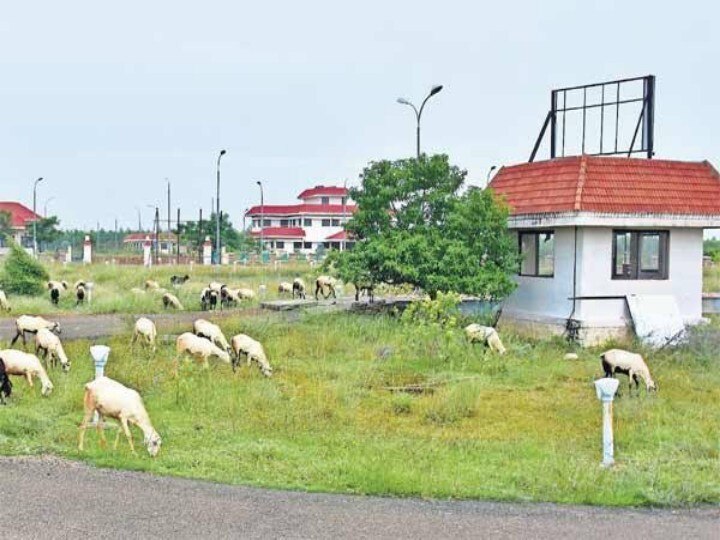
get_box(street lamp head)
[430,85,443,96]
[396,97,411,105]
[256,180,262,187]
[219,149,226,156]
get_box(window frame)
[611,229,669,280]
[303,218,312,227]
[518,230,555,278]
[321,218,331,227]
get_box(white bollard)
[82,235,92,264]
[90,345,111,425]
[85,282,95,304]
[594,377,620,467]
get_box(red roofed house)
[246,185,355,253]
[0,201,41,252]
[488,156,720,344]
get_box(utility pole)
[176,207,181,265]
[32,177,44,257]
[215,149,227,264]
[166,179,171,255]
[154,207,160,265]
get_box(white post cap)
[90,345,111,365]
[594,377,619,402]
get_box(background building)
[246,185,355,253]
[0,201,41,252]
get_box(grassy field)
[0,261,323,317]
[704,264,720,293]
[1,311,718,506]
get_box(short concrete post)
[143,236,152,267]
[82,235,92,264]
[65,245,72,264]
[202,236,212,266]
[90,345,110,424]
[594,377,620,467]
[221,247,229,265]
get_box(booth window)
[612,230,668,280]
[519,231,554,277]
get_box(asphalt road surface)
[1,456,717,539]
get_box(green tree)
[0,210,12,240]
[0,238,49,295]
[332,154,518,300]
[179,213,245,254]
[35,216,62,249]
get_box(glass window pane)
[615,232,633,277]
[640,234,660,271]
[537,232,554,276]
[520,233,537,275]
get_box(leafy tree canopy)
[329,154,518,300]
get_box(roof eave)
[508,211,720,229]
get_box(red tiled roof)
[246,204,356,216]
[249,227,305,239]
[297,185,348,199]
[488,156,720,215]
[325,230,348,240]
[0,201,41,228]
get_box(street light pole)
[43,196,56,218]
[32,177,44,257]
[215,149,226,265]
[486,165,497,185]
[256,181,264,258]
[342,178,348,251]
[396,85,444,158]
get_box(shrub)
[0,239,49,295]
[400,291,461,329]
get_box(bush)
[400,291,461,328]
[0,240,49,295]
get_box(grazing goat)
[0,349,54,396]
[208,281,224,293]
[600,349,657,395]
[132,317,157,352]
[315,275,337,300]
[145,279,160,291]
[75,283,86,306]
[237,288,255,301]
[230,334,273,377]
[278,282,293,295]
[170,274,190,286]
[176,332,231,367]
[464,324,507,355]
[220,286,240,309]
[200,287,219,311]
[354,281,375,303]
[0,290,11,312]
[193,319,231,354]
[0,358,12,404]
[35,328,71,371]
[162,292,184,310]
[78,376,162,457]
[11,316,61,348]
[292,278,306,299]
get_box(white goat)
[145,279,160,290]
[208,281,224,293]
[0,349,54,396]
[176,332,231,367]
[292,278,306,299]
[78,376,162,457]
[600,349,657,394]
[162,292,184,310]
[237,288,255,301]
[315,275,337,300]
[464,324,507,355]
[132,317,157,351]
[278,282,293,294]
[230,334,273,377]
[193,319,231,353]
[34,328,71,371]
[11,316,61,348]
[0,290,11,312]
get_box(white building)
[488,156,720,345]
[246,185,355,253]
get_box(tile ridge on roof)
[574,155,587,211]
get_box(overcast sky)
[1,1,718,230]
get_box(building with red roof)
[245,185,355,253]
[0,201,41,250]
[488,155,720,344]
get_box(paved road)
[1,456,717,539]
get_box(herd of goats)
[0,274,658,458]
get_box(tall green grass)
[1,312,718,506]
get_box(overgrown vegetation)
[0,312,718,506]
[0,240,49,295]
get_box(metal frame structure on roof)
[529,75,655,162]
